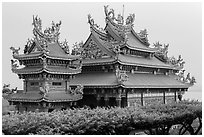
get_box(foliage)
[2,101,202,135]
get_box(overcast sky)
[2,2,202,92]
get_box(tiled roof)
[126,31,155,52]
[70,72,189,89]
[13,42,80,60]
[46,43,80,60]
[91,28,116,56]
[13,66,81,74]
[44,91,82,102]
[6,92,43,102]
[6,91,82,102]
[118,54,172,69]
[124,73,189,88]
[82,57,116,66]
[13,52,43,60]
[81,54,172,69]
[70,72,118,87]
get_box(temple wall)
[127,97,141,106]
[143,96,163,106]
[165,96,175,104]
[26,79,68,92]
[127,91,177,107]
[48,80,67,92]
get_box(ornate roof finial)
[72,41,84,55]
[70,85,84,95]
[11,59,19,70]
[138,29,148,38]
[32,15,61,43]
[126,13,135,25]
[88,14,94,25]
[60,39,70,54]
[10,47,20,55]
[104,5,115,20]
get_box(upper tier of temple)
[73,5,185,71]
[10,16,82,76]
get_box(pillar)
[104,95,109,106]
[122,89,127,107]
[116,88,122,107]
[23,80,27,93]
[65,81,67,92]
[116,97,121,107]
[141,91,144,106]
[96,94,101,107]
[163,91,166,104]
[174,90,177,102]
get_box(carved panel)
[82,39,108,59]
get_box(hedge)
[2,101,202,135]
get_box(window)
[30,82,39,86]
[52,82,62,86]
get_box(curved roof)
[44,92,83,102]
[13,43,81,61]
[70,72,190,89]
[6,92,43,102]
[12,66,81,75]
[126,31,155,52]
[6,91,82,102]
[81,54,173,69]
[82,57,116,66]
[118,54,173,69]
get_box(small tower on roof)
[7,16,83,112]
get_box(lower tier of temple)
[6,87,185,113]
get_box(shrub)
[2,101,202,135]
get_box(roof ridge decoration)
[10,47,20,55]
[153,42,186,69]
[11,59,19,72]
[59,39,70,54]
[137,29,149,43]
[153,41,169,62]
[87,13,128,55]
[70,85,84,95]
[72,41,84,55]
[176,70,196,86]
[32,15,61,43]
[87,14,107,35]
[104,5,135,27]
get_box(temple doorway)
[81,94,97,108]
[109,97,117,107]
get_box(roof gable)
[82,33,112,59]
[126,31,150,50]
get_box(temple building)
[70,5,195,108]
[5,6,196,111]
[6,16,83,112]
